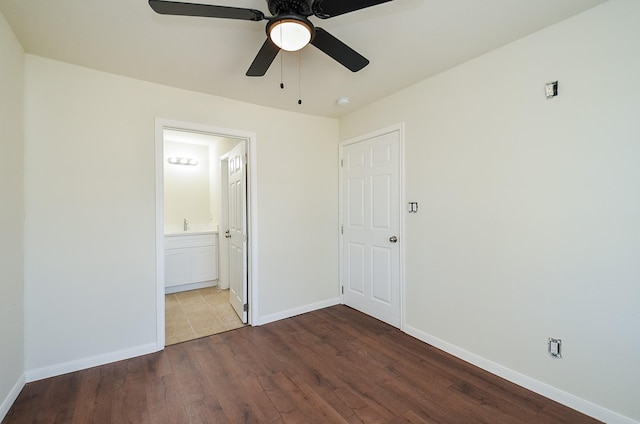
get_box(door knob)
[389,236,398,243]
[225,230,231,239]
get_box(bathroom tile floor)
[165,286,245,346]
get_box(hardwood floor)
[3,305,601,424]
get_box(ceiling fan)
[149,0,393,77]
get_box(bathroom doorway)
[155,119,256,347]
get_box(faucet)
[183,218,188,232]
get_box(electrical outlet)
[545,81,558,99]
[548,338,562,358]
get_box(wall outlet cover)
[545,81,558,99]
[548,338,562,358]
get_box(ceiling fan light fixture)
[268,18,312,51]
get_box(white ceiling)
[0,0,607,118]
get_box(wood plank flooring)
[3,305,601,424]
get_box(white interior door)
[227,142,248,323]
[341,130,401,327]
[218,156,230,290]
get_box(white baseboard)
[403,324,638,424]
[24,342,160,383]
[257,297,341,326]
[0,373,25,422]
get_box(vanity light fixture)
[167,156,198,166]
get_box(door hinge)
[340,225,343,235]
[340,159,343,167]
[243,303,248,312]
[341,286,344,295]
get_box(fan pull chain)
[297,51,302,105]
[279,49,284,89]
[279,25,284,89]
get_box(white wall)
[0,10,25,420]
[23,55,339,375]
[340,0,640,422]
[164,140,211,229]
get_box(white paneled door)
[227,141,248,323]
[341,129,401,328]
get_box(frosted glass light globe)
[269,20,312,52]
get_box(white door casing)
[155,118,257,348]
[340,127,402,328]
[228,141,248,323]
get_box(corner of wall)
[0,374,26,422]
[0,7,26,422]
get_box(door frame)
[339,123,406,330]
[154,118,258,349]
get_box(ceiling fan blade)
[149,0,265,21]
[312,0,392,19]
[246,39,280,77]
[310,28,369,72]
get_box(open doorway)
[155,119,256,348]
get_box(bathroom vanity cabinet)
[164,232,218,293]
